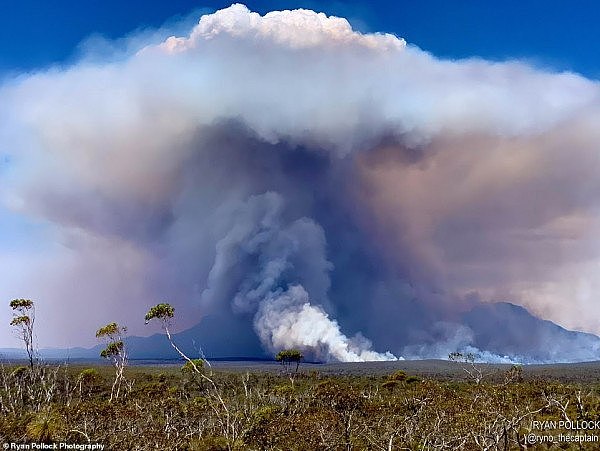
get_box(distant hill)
[2,302,599,363]
[463,302,600,362]
[1,313,267,361]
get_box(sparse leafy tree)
[145,303,235,441]
[144,303,175,324]
[9,298,36,370]
[181,358,205,374]
[145,303,205,374]
[96,322,128,401]
[275,349,303,373]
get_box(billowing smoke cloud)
[1,4,600,362]
[200,191,395,360]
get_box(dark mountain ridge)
[1,302,598,363]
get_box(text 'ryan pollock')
[531,420,600,431]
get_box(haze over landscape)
[2,2,600,363]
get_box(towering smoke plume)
[200,191,395,361]
[1,4,600,362]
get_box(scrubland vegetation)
[3,299,600,450]
[2,361,600,449]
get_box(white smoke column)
[256,285,397,362]
[401,323,519,363]
[201,192,397,361]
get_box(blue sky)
[0,1,599,78]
